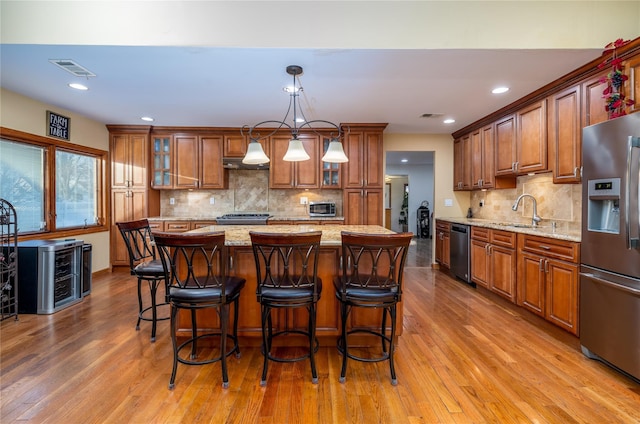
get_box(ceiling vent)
[420,113,443,118]
[49,59,96,77]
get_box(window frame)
[0,127,109,240]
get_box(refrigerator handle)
[625,136,640,250]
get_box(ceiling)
[1,45,602,140]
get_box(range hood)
[222,157,269,170]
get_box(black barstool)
[116,219,169,342]
[334,231,413,385]
[249,231,323,386]
[153,231,246,389]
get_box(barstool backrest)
[153,231,229,294]
[116,219,157,271]
[249,231,322,298]
[338,231,413,296]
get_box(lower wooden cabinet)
[470,227,516,302]
[435,220,450,268]
[517,234,580,335]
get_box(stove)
[215,213,271,225]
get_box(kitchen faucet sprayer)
[512,194,542,227]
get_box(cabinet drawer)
[471,226,490,242]
[148,221,164,232]
[518,234,579,263]
[436,220,451,232]
[164,221,190,232]
[491,229,516,248]
[191,221,216,229]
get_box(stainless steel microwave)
[309,202,336,217]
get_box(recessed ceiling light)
[443,119,455,124]
[141,116,154,122]
[401,159,408,163]
[492,87,509,94]
[68,83,88,90]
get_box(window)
[0,127,107,237]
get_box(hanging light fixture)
[241,65,348,164]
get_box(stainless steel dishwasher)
[450,223,472,285]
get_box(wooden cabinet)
[453,135,471,190]
[344,189,383,226]
[107,126,160,267]
[321,136,342,188]
[173,134,228,189]
[223,134,249,157]
[435,220,451,268]
[517,234,580,335]
[342,125,385,189]
[470,227,516,302]
[269,133,320,189]
[494,100,548,176]
[549,84,582,183]
[150,134,173,189]
[624,54,640,114]
[111,132,149,189]
[582,71,609,127]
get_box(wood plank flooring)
[1,238,639,423]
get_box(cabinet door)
[517,252,545,316]
[549,85,582,183]
[151,135,173,189]
[231,247,270,336]
[470,131,483,189]
[480,124,496,189]
[111,134,148,188]
[363,130,383,188]
[269,134,295,188]
[223,134,248,157]
[582,71,609,127]
[545,259,579,335]
[364,189,383,226]
[516,99,547,174]
[489,245,516,302]
[174,135,198,189]
[343,131,365,188]
[470,239,489,288]
[625,54,640,114]
[453,135,471,190]
[295,134,320,188]
[494,114,517,176]
[199,135,226,189]
[321,136,342,188]
[111,190,148,266]
[343,189,363,225]
[442,231,450,268]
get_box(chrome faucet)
[512,194,542,227]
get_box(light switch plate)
[169,198,175,205]
[444,198,453,207]
[209,197,215,205]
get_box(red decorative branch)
[598,38,635,119]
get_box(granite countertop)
[437,217,581,243]
[172,224,394,246]
[147,216,345,222]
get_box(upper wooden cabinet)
[173,134,228,189]
[152,133,228,189]
[321,136,342,188]
[269,132,320,189]
[581,71,609,128]
[494,100,547,176]
[344,189,383,225]
[111,131,150,189]
[624,54,640,114]
[453,135,471,190]
[342,125,385,189]
[223,134,249,157]
[549,84,582,184]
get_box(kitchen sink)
[491,222,543,229]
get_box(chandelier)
[241,65,348,165]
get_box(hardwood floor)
[2,238,639,423]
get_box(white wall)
[1,88,111,272]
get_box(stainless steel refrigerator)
[580,112,640,381]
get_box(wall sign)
[47,111,70,140]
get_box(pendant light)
[242,65,348,164]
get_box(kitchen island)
[170,224,399,346]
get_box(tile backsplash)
[470,173,582,232]
[159,169,343,218]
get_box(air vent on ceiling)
[49,59,96,77]
[420,113,443,118]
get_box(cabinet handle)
[229,256,233,270]
[545,260,549,273]
[515,162,519,172]
[511,163,516,172]
[538,245,551,250]
[539,258,544,272]
[573,167,579,178]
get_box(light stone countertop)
[147,216,345,223]
[437,217,581,243]
[175,224,395,246]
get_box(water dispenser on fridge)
[586,178,621,234]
